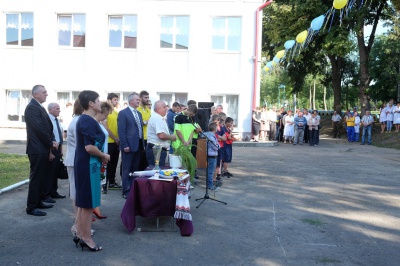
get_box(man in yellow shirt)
[137,90,151,170]
[345,112,355,142]
[102,93,121,192]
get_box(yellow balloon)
[264,67,269,72]
[276,50,285,59]
[296,30,308,43]
[272,61,277,66]
[333,0,348,9]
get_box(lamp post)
[278,84,285,107]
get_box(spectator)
[331,110,341,138]
[204,122,220,191]
[293,111,306,145]
[345,112,355,142]
[361,110,374,145]
[252,107,262,142]
[307,112,319,146]
[303,108,311,143]
[283,110,294,144]
[385,100,394,133]
[393,102,400,132]
[259,106,269,141]
[268,107,277,141]
[354,111,361,142]
[379,104,387,133]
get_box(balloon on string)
[284,40,296,50]
[311,15,325,31]
[276,50,285,59]
[333,0,348,9]
[264,66,270,72]
[296,30,308,43]
[273,56,280,63]
[272,61,277,66]
[266,61,273,68]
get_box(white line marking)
[272,201,286,256]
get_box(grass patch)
[316,256,341,264]
[0,153,30,189]
[301,218,326,226]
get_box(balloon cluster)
[263,0,363,74]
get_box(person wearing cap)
[345,112,355,142]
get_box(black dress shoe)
[38,202,54,209]
[43,197,56,203]
[27,209,47,216]
[51,193,66,199]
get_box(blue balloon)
[266,61,273,68]
[273,56,280,63]
[284,40,296,50]
[311,15,325,31]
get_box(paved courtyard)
[0,136,399,265]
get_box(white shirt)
[332,114,341,122]
[49,113,63,143]
[147,112,170,149]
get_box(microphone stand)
[193,126,227,208]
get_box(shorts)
[217,149,223,167]
[222,144,232,163]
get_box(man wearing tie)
[43,103,66,203]
[25,85,58,216]
[118,92,144,199]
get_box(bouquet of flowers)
[100,162,107,181]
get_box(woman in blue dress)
[74,90,110,252]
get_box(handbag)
[58,159,69,180]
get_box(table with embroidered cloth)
[120,172,193,236]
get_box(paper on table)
[132,170,158,176]
[148,176,174,182]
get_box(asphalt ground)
[0,136,400,265]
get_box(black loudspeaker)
[198,102,214,109]
[195,108,211,132]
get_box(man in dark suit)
[25,85,59,216]
[42,102,66,203]
[118,92,144,199]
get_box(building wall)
[0,0,263,137]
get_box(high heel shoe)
[73,236,80,248]
[93,209,107,219]
[79,240,102,252]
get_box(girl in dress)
[379,103,387,133]
[283,110,294,144]
[393,102,400,132]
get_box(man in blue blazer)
[25,85,59,216]
[118,92,144,198]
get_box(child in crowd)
[215,114,227,181]
[204,122,220,191]
[222,117,234,177]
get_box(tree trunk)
[398,59,400,102]
[328,54,343,114]
[356,0,384,116]
[323,86,327,110]
[309,85,312,109]
[313,80,316,110]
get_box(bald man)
[146,100,176,167]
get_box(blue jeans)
[355,133,359,142]
[347,126,355,142]
[362,125,372,144]
[387,120,393,131]
[207,157,217,188]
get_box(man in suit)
[43,102,66,203]
[25,85,59,216]
[118,92,144,199]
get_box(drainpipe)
[252,0,273,110]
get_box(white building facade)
[0,0,265,138]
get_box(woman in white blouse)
[283,110,294,144]
[393,102,400,132]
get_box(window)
[109,15,137,48]
[6,90,32,122]
[159,93,188,107]
[160,16,189,49]
[212,17,241,52]
[6,13,34,46]
[211,94,239,127]
[58,14,86,47]
[57,91,80,111]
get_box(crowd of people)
[252,107,321,146]
[24,84,234,252]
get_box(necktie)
[55,117,63,145]
[132,110,143,139]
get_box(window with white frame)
[159,93,188,107]
[211,94,239,127]
[160,16,189,49]
[6,13,34,46]
[212,17,241,52]
[109,15,137,48]
[57,91,80,110]
[58,14,86,47]
[6,90,32,122]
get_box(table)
[120,177,193,236]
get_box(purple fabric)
[121,177,193,236]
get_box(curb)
[0,179,29,195]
